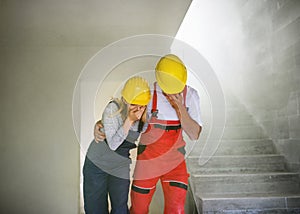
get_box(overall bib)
[130,83,189,214]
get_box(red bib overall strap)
[183,85,187,107]
[138,83,188,154]
[151,82,187,117]
[151,82,158,117]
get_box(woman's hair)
[108,97,147,131]
[108,97,128,121]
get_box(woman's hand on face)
[135,106,146,120]
[128,105,146,123]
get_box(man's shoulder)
[186,85,198,94]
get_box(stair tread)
[188,154,283,158]
[191,172,299,177]
[197,192,300,199]
[190,170,289,175]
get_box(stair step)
[209,111,256,126]
[190,172,300,195]
[194,193,300,213]
[190,139,276,155]
[223,125,267,139]
[188,93,300,213]
[225,109,256,126]
[200,125,267,140]
[187,155,287,174]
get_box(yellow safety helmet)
[155,54,187,94]
[121,76,151,106]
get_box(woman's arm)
[102,101,128,150]
[102,102,146,150]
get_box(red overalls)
[130,83,189,214]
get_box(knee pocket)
[131,185,151,194]
[169,181,188,190]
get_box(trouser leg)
[130,177,159,214]
[161,181,187,214]
[161,161,189,214]
[83,157,109,214]
[108,173,130,214]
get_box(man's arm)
[94,120,106,143]
[165,93,202,140]
[176,100,202,140]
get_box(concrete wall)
[232,0,300,172]
[176,0,300,172]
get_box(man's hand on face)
[165,93,183,109]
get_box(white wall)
[0,1,191,213]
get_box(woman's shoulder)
[103,98,121,114]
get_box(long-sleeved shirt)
[85,99,144,178]
[102,100,141,151]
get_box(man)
[95,54,202,214]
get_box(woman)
[83,76,151,214]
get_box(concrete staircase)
[187,96,300,213]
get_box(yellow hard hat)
[155,54,187,94]
[121,76,151,106]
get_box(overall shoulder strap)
[151,83,158,117]
[183,85,187,107]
